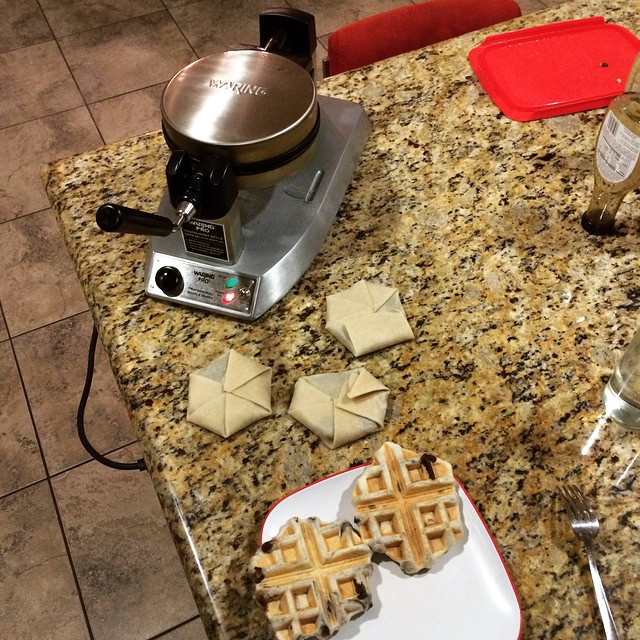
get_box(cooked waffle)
[250,516,374,640]
[352,441,464,574]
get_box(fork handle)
[585,547,621,640]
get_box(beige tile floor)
[0,0,561,638]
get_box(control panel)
[145,253,257,318]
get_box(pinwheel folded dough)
[187,349,272,438]
[288,368,390,448]
[326,279,414,356]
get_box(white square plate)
[261,466,522,639]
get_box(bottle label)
[596,111,640,183]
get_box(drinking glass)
[604,328,640,429]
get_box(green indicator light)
[225,277,239,288]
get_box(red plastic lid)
[468,17,640,121]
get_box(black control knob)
[155,266,184,297]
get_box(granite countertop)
[43,0,640,638]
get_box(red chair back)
[326,0,521,76]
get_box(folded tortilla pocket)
[289,368,390,448]
[326,279,414,356]
[187,350,272,437]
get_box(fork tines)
[557,483,596,520]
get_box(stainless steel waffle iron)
[96,8,370,320]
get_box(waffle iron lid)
[161,49,317,160]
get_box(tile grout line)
[34,0,106,147]
[8,307,89,341]
[161,0,200,60]
[148,615,205,639]
[46,474,97,640]
[5,327,97,640]
[6,308,141,468]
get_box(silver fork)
[556,484,621,640]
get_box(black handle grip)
[259,8,316,74]
[259,8,316,57]
[96,203,174,237]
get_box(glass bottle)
[581,92,640,235]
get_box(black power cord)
[77,325,146,472]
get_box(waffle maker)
[96,8,370,320]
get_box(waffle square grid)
[352,442,464,574]
[251,517,374,640]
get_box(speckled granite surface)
[43,1,640,638]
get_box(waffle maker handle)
[96,203,174,236]
[96,153,239,237]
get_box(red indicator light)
[221,292,236,304]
